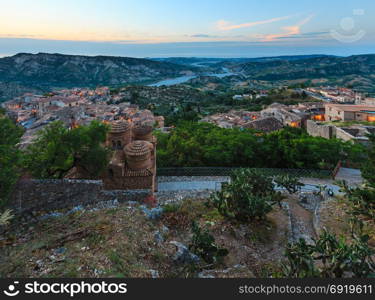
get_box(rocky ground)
[0,183,372,278]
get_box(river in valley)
[148,68,236,87]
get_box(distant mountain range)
[229,54,375,94]
[152,54,335,66]
[1,53,374,102]
[230,54,375,80]
[0,53,194,101]
[153,54,375,93]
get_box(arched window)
[117,141,122,149]
[108,168,114,178]
[112,141,116,149]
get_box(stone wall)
[306,120,335,139]
[9,179,151,215]
[335,127,369,145]
[335,127,356,142]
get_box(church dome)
[124,140,153,170]
[110,120,131,133]
[132,123,153,141]
[124,140,151,156]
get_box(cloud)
[276,31,329,39]
[0,34,42,38]
[190,34,220,38]
[262,14,315,41]
[217,15,292,31]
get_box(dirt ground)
[1,193,371,278]
[0,198,292,278]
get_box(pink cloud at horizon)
[262,14,315,41]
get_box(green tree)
[24,121,110,179]
[156,122,362,170]
[0,116,23,206]
[282,229,375,278]
[361,134,375,187]
[210,169,282,222]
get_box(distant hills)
[230,54,375,93]
[153,54,375,93]
[0,53,194,101]
[152,54,335,66]
[230,54,375,80]
[1,53,374,102]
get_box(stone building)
[102,120,157,192]
[261,103,305,128]
[242,117,283,132]
[325,104,375,122]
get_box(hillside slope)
[233,54,375,80]
[0,53,194,101]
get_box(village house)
[325,103,375,122]
[260,103,305,128]
[308,86,359,103]
[200,110,261,129]
[307,119,375,145]
[242,117,283,132]
[362,98,375,106]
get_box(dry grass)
[0,207,171,278]
[0,197,293,278]
[318,196,375,247]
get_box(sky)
[0,0,374,57]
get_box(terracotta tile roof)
[123,168,154,177]
[124,140,152,156]
[325,104,375,112]
[110,120,131,133]
[243,117,283,132]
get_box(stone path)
[157,176,334,245]
[335,168,363,186]
[157,176,343,194]
[286,198,317,244]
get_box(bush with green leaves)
[282,229,375,278]
[339,181,375,221]
[0,209,13,226]
[210,169,284,222]
[274,174,304,194]
[361,134,375,187]
[0,116,24,206]
[189,221,228,265]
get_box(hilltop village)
[1,82,375,280]
[2,84,375,150]
[2,87,164,149]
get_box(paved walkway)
[335,168,363,186]
[157,176,343,194]
[157,168,363,193]
[158,180,222,191]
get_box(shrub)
[210,169,282,222]
[189,221,228,265]
[282,229,375,278]
[361,134,375,187]
[0,117,23,206]
[24,120,110,179]
[0,209,14,226]
[340,181,375,220]
[274,174,304,194]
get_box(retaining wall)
[306,120,335,139]
[9,179,151,214]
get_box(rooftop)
[325,104,375,112]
